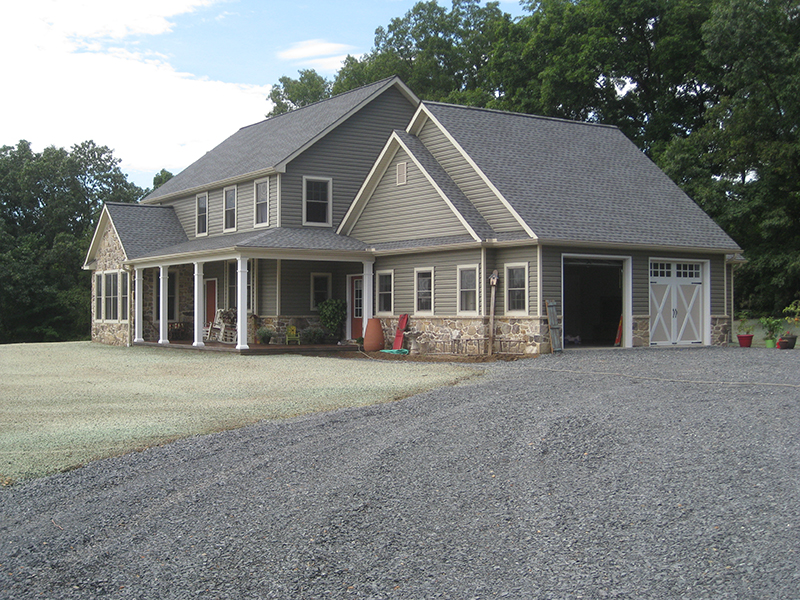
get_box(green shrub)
[256,326,275,344]
[318,299,346,338]
[300,327,327,344]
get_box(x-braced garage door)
[649,261,704,345]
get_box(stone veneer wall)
[374,316,552,356]
[711,315,732,346]
[632,315,650,347]
[91,222,130,346]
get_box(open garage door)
[563,259,623,347]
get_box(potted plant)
[759,315,783,348]
[256,326,275,345]
[779,300,800,349]
[736,311,755,347]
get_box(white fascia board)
[411,103,537,239]
[338,134,401,235]
[128,247,374,270]
[393,135,481,242]
[83,205,127,269]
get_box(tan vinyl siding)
[374,249,483,316]
[282,87,416,229]
[236,183,253,232]
[257,259,278,315]
[279,261,362,316]
[418,120,523,234]
[491,246,539,315]
[349,148,469,244]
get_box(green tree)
[333,0,512,105]
[152,168,174,190]
[0,140,143,343]
[661,0,800,313]
[267,69,333,116]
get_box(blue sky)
[1,0,527,190]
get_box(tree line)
[1,0,796,343]
[270,0,800,315]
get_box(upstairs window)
[396,162,407,186]
[196,193,208,236]
[254,178,270,226]
[303,177,332,226]
[224,186,237,232]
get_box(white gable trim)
[408,104,537,239]
[339,132,480,241]
[83,205,127,269]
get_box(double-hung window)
[94,270,128,322]
[376,271,393,315]
[223,186,237,232]
[458,265,478,315]
[415,268,434,315]
[254,178,270,227]
[505,264,528,314]
[303,177,332,226]
[196,193,208,236]
[311,273,332,310]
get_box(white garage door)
[649,262,704,345]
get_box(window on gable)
[377,271,393,315]
[303,177,332,226]
[196,193,208,236]
[224,186,237,232]
[505,264,527,314]
[311,273,332,310]
[458,266,478,314]
[396,162,407,186]
[255,178,269,226]
[415,268,434,315]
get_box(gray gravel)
[2,347,799,599]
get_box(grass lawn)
[0,342,478,484]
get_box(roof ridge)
[424,101,619,130]
[241,76,400,131]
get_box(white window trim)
[414,267,435,316]
[302,176,333,227]
[94,270,129,323]
[310,272,332,311]
[505,263,529,316]
[457,264,480,316]
[254,177,270,228]
[375,269,394,316]
[196,192,208,237]
[223,185,237,233]
[396,161,407,186]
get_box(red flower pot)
[737,334,754,347]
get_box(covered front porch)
[129,244,376,351]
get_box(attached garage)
[563,258,624,347]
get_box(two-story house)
[84,76,740,354]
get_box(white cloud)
[279,39,356,61]
[0,0,271,189]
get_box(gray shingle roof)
[105,202,188,260]
[135,227,368,260]
[424,102,740,251]
[394,130,495,241]
[144,77,411,203]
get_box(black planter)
[777,335,797,349]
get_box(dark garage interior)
[563,260,623,347]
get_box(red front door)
[205,280,217,324]
[350,276,363,339]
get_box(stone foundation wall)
[92,322,130,346]
[632,315,650,347]
[711,315,732,346]
[374,315,552,356]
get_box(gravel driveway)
[2,347,799,599]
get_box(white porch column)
[362,260,374,336]
[236,256,249,350]
[134,267,144,343]
[158,265,169,345]
[193,261,205,347]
